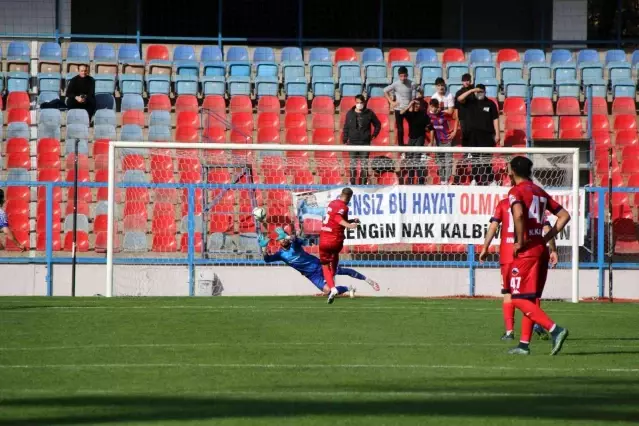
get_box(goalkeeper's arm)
[479,221,499,262]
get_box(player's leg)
[501,263,515,340]
[335,266,381,291]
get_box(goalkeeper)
[258,226,380,296]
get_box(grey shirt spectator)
[383,79,417,111]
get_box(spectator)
[384,66,417,146]
[455,74,474,148]
[428,98,457,185]
[0,190,26,251]
[456,84,500,185]
[400,98,431,184]
[342,95,381,185]
[42,64,96,118]
[431,77,455,116]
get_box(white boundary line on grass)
[1,363,639,374]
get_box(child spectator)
[428,99,457,184]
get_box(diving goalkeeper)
[258,226,380,296]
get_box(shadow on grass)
[1,382,638,425]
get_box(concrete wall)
[553,0,588,42]
[0,0,71,36]
[1,264,637,300]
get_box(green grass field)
[1,297,639,425]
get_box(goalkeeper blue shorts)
[306,267,326,291]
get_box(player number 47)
[510,276,521,294]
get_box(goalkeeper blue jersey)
[263,238,320,276]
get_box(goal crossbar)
[106,142,581,302]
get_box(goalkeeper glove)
[257,235,270,248]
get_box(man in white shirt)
[431,77,455,117]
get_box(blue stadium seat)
[174,75,199,96]
[174,45,196,61]
[145,74,171,95]
[504,79,528,98]
[339,76,363,97]
[149,125,172,142]
[448,82,462,97]
[531,78,554,98]
[391,62,415,81]
[579,62,604,82]
[550,49,573,64]
[227,46,249,62]
[149,111,171,127]
[365,63,387,79]
[446,62,469,81]
[631,50,639,68]
[228,76,251,97]
[280,47,303,62]
[37,91,58,105]
[528,63,551,83]
[501,62,523,85]
[310,61,333,80]
[469,49,492,65]
[608,62,632,84]
[201,46,224,62]
[605,49,626,65]
[173,46,198,77]
[7,41,29,60]
[283,61,305,82]
[255,76,279,98]
[65,42,90,72]
[8,122,30,139]
[39,109,62,126]
[419,64,442,85]
[337,61,361,79]
[67,123,90,140]
[203,61,226,77]
[556,79,580,98]
[94,124,116,140]
[362,48,384,64]
[94,44,116,62]
[94,110,117,127]
[121,125,144,142]
[312,77,335,98]
[416,49,438,65]
[285,77,307,97]
[523,49,545,65]
[94,74,116,94]
[228,61,250,77]
[253,47,275,63]
[613,79,636,98]
[37,72,61,93]
[577,49,599,65]
[552,63,577,83]
[7,169,30,183]
[478,78,499,98]
[118,44,142,63]
[95,94,116,111]
[366,77,390,98]
[584,79,607,98]
[121,94,144,113]
[123,232,148,252]
[119,74,144,95]
[201,76,226,96]
[39,42,62,63]
[67,109,90,126]
[37,123,60,139]
[473,62,496,81]
[255,61,278,78]
[309,48,331,63]
[6,72,29,92]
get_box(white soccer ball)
[252,207,267,222]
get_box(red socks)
[322,264,336,289]
[512,298,556,339]
[502,302,515,333]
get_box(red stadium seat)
[496,49,520,65]
[503,98,526,116]
[505,115,526,130]
[377,171,399,185]
[285,128,308,145]
[622,146,639,159]
[37,152,61,169]
[4,215,29,251]
[285,96,309,114]
[622,158,639,175]
[175,126,199,143]
[6,92,30,110]
[177,157,202,173]
[152,212,177,235]
[615,130,638,146]
[613,114,637,131]
[583,97,607,115]
[312,128,335,145]
[559,129,584,138]
[175,95,198,113]
[177,111,201,128]
[122,110,145,126]
[231,111,254,131]
[7,138,30,154]
[202,95,226,113]
[340,96,356,113]
[257,112,280,129]
[7,108,30,125]
[311,96,334,114]
[123,202,148,229]
[180,232,203,253]
[122,154,146,171]
[612,97,636,115]
[530,98,553,116]
[209,214,233,233]
[592,130,611,146]
[442,48,465,65]
[367,97,388,114]
[532,116,554,130]
[152,234,178,252]
[148,94,171,112]
[613,218,639,254]
[256,127,280,144]
[6,153,30,169]
[37,138,61,155]
[388,48,411,63]
[412,244,439,254]
[503,129,526,147]
[65,200,89,216]
[559,116,583,132]
[202,126,226,143]
[441,244,468,254]
[591,114,610,132]
[556,98,580,116]
[532,128,555,139]
[292,169,315,185]
[63,231,89,252]
[230,129,252,144]
[311,113,334,129]
[65,153,90,171]
[378,114,390,134]
[229,95,253,113]
[66,169,92,202]
[285,113,307,130]
[334,47,357,63]
[6,185,29,201]
[92,139,110,157]
[37,168,62,202]
[351,244,379,254]
[146,44,169,62]
[257,95,280,113]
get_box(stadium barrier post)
[467,244,476,296]
[45,183,54,296]
[187,185,196,296]
[607,147,613,302]
[571,147,580,303]
[597,187,606,298]
[71,139,79,297]
[105,140,116,298]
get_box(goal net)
[105,143,582,300]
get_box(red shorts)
[508,252,549,299]
[500,263,512,292]
[319,239,344,264]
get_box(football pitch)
[1,297,638,425]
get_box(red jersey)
[490,198,514,265]
[508,180,563,258]
[320,199,349,244]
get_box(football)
[252,207,267,222]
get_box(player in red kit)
[320,187,360,304]
[480,198,558,341]
[506,156,571,355]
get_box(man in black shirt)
[65,64,96,118]
[456,84,500,185]
[454,73,473,148]
[400,98,431,184]
[342,95,382,185]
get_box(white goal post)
[106,143,581,302]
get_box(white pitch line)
[1,363,639,374]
